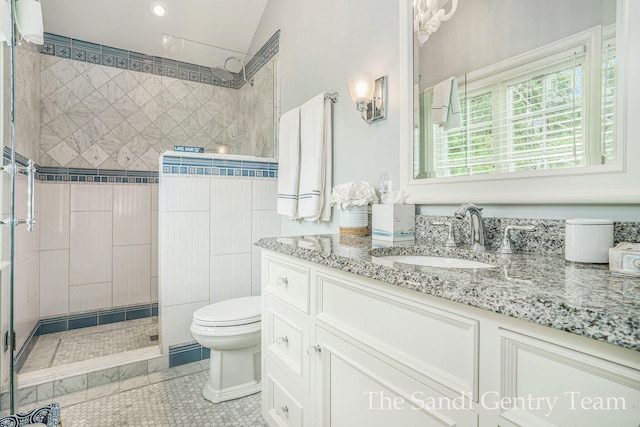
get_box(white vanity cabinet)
[261,250,640,427]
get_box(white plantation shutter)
[601,27,616,163]
[424,27,614,179]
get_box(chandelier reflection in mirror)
[414,0,458,46]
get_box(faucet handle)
[431,221,457,248]
[498,225,536,254]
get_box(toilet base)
[202,379,261,403]
[202,345,261,403]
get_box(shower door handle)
[26,159,36,232]
[1,159,36,232]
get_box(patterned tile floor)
[45,369,266,426]
[10,317,267,425]
[20,317,159,373]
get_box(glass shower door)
[0,23,37,415]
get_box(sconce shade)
[347,72,387,124]
[348,72,375,104]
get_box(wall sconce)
[347,72,387,124]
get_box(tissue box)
[372,204,415,241]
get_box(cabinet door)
[314,327,478,427]
[499,329,640,427]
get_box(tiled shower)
[1,29,280,396]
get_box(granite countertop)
[256,235,640,352]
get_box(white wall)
[251,0,638,224]
[418,0,616,87]
[249,0,401,236]
[158,173,279,353]
[39,182,157,317]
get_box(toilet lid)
[193,296,262,327]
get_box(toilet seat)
[193,296,261,327]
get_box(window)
[423,26,614,179]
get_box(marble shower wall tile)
[40,52,277,171]
[14,43,41,162]
[236,60,276,158]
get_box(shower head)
[211,66,234,82]
[213,56,254,86]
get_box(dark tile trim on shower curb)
[14,303,159,372]
[168,343,210,368]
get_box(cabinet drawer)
[263,358,310,427]
[316,272,479,400]
[499,329,640,427]
[264,256,310,313]
[264,295,310,391]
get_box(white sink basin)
[375,255,496,269]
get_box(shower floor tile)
[20,317,159,374]
[53,370,266,426]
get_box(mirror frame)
[399,0,638,204]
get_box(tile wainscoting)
[158,153,280,353]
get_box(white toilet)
[190,296,262,403]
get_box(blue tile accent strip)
[243,29,280,89]
[98,311,126,325]
[37,303,158,336]
[4,146,276,183]
[14,303,160,371]
[39,319,68,335]
[168,343,210,368]
[40,30,280,91]
[3,146,160,183]
[161,154,278,179]
[68,313,99,330]
[126,307,151,321]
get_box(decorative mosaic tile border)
[3,148,159,184]
[161,154,278,179]
[5,149,280,183]
[37,166,159,184]
[243,30,280,88]
[40,30,280,90]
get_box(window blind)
[424,26,614,179]
[601,30,616,163]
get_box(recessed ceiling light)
[149,1,167,17]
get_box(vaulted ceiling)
[41,0,269,64]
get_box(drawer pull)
[276,335,289,345]
[277,405,289,416]
[306,345,322,355]
[275,276,289,287]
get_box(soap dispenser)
[379,172,391,198]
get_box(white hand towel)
[276,107,301,219]
[431,77,462,131]
[298,93,332,222]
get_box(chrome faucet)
[454,203,489,252]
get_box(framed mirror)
[398,0,638,204]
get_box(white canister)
[339,205,369,236]
[565,219,614,263]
